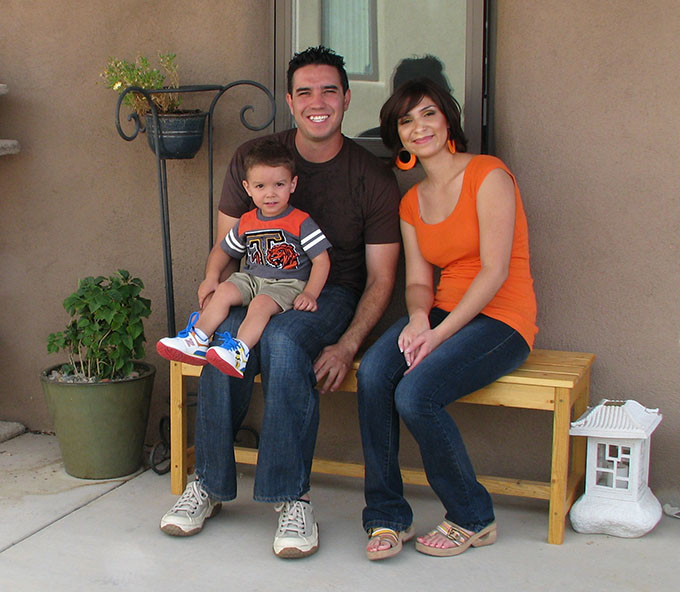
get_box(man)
[159,46,401,559]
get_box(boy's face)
[242,165,298,218]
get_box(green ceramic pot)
[40,362,155,479]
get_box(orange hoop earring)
[396,150,417,171]
[447,139,457,154]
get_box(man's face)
[286,64,351,143]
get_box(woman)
[358,78,537,560]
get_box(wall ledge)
[0,139,20,155]
[0,83,20,155]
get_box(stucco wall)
[492,0,680,500]
[1,1,678,503]
[0,0,273,440]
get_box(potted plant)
[101,53,207,159]
[40,270,156,479]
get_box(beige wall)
[493,0,680,500]
[0,0,273,439]
[1,1,678,502]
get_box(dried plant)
[101,53,181,118]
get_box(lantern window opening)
[595,442,631,490]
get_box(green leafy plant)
[100,53,181,119]
[47,270,152,381]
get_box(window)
[322,0,378,80]
[273,0,490,155]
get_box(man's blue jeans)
[357,310,530,533]
[194,284,358,503]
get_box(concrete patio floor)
[0,431,677,592]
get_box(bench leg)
[570,372,590,478]
[548,387,572,544]
[170,361,189,496]
[566,373,590,511]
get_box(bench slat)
[524,349,594,365]
[458,381,556,410]
[233,447,553,500]
[495,370,582,388]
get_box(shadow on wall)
[358,54,452,138]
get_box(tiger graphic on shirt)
[245,230,300,270]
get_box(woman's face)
[396,96,448,159]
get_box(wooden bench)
[168,348,594,544]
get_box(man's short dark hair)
[287,45,349,95]
[243,138,296,178]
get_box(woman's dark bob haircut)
[379,78,468,158]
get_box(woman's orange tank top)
[399,155,538,348]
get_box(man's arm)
[313,241,400,393]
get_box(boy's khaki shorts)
[226,272,306,312]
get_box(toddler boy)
[157,138,331,377]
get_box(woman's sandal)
[415,520,497,557]
[366,525,415,560]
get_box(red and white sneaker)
[205,331,249,377]
[156,312,209,366]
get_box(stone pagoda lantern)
[569,399,662,537]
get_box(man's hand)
[312,243,400,394]
[313,341,355,394]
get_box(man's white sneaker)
[206,331,249,378]
[156,312,209,366]
[273,500,319,558]
[159,480,222,536]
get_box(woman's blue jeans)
[194,284,358,503]
[357,310,530,533]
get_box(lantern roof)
[570,399,662,439]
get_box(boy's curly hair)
[243,138,296,177]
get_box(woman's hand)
[402,328,445,373]
[398,313,431,369]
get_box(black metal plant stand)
[115,82,274,474]
[114,82,276,335]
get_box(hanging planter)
[103,53,207,159]
[145,110,208,160]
